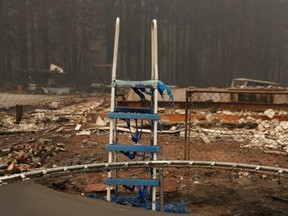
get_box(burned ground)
[0,94,288,215]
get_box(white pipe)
[111,17,120,81]
[152,19,158,80]
[1,160,287,183]
[152,87,158,211]
[151,19,158,211]
[98,126,184,134]
[107,17,120,202]
[151,19,158,80]
[151,21,155,80]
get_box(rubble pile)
[0,138,66,176]
[0,113,45,133]
[245,120,288,153]
[185,108,288,120]
[182,109,288,154]
[0,99,105,134]
[33,99,104,124]
[0,98,106,175]
[181,127,252,145]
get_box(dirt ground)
[35,132,288,216]
[1,95,288,215]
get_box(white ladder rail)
[107,17,120,202]
[151,19,158,80]
[106,18,160,211]
[151,19,158,211]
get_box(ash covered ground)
[0,93,288,215]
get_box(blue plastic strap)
[123,185,135,192]
[157,81,174,106]
[140,88,153,96]
[133,119,143,143]
[133,88,146,100]
[123,185,148,201]
[137,185,148,200]
[120,119,144,159]
[133,81,174,106]
[121,151,136,159]
[125,119,143,144]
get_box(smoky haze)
[0,0,288,88]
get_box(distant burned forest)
[1,0,288,87]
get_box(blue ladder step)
[114,107,154,114]
[106,144,160,153]
[105,178,160,186]
[108,112,160,120]
[113,80,158,89]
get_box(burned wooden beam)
[15,104,23,124]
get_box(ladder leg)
[107,17,120,202]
